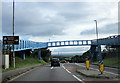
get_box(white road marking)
[65,69,71,74]
[75,63,86,67]
[62,64,84,83]
[62,65,66,69]
[72,75,85,83]
[62,64,71,73]
[51,67,54,69]
[75,63,119,75]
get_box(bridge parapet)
[3,40,48,51]
[92,35,120,45]
[1,35,120,51]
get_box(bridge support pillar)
[20,51,26,60]
[23,52,26,60]
[38,49,41,60]
[97,45,102,61]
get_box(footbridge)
[1,35,120,69]
[1,35,119,51]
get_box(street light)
[94,20,99,45]
[94,20,104,74]
[94,20,99,60]
[12,0,15,68]
[94,20,102,58]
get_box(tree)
[41,48,51,62]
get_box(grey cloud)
[80,23,118,35]
[2,2,67,36]
[2,2,116,37]
[57,3,92,22]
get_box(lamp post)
[94,20,102,61]
[94,20,98,45]
[94,20,99,61]
[12,0,15,68]
[94,20,104,74]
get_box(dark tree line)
[30,48,51,62]
[41,48,51,62]
[70,45,120,63]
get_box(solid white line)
[62,65,66,69]
[63,64,84,83]
[62,64,71,73]
[75,63,86,67]
[72,75,84,83]
[8,67,37,82]
[51,67,54,69]
[65,69,71,74]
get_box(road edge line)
[72,75,85,83]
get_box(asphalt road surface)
[8,64,83,83]
[8,63,119,83]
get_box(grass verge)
[2,57,48,72]
[93,57,120,67]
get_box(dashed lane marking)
[51,67,54,69]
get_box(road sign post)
[3,36,19,68]
[3,36,19,45]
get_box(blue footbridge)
[1,35,120,60]
[1,35,119,51]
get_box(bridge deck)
[1,35,119,51]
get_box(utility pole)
[12,0,15,68]
[94,20,101,60]
[94,20,98,45]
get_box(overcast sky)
[2,0,119,55]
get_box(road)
[8,63,119,83]
[8,64,82,82]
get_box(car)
[51,58,60,67]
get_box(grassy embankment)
[103,57,120,67]
[93,57,120,67]
[2,57,48,72]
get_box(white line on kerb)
[75,63,119,75]
[72,75,84,83]
[90,67,119,75]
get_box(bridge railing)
[2,40,48,51]
[1,35,120,51]
[47,40,92,47]
[92,35,120,45]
